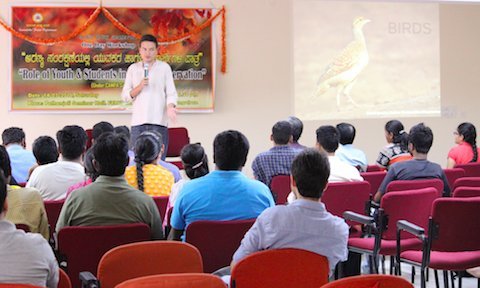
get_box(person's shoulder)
[244,177,271,192]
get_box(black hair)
[385,120,408,151]
[134,133,162,191]
[336,123,356,145]
[92,121,114,140]
[409,123,433,154]
[181,143,209,179]
[114,125,131,139]
[140,34,158,48]
[0,169,7,214]
[84,148,99,181]
[291,148,330,199]
[2,127,25,145]
[213,130,249,171]
[316,125,339,153]
[0,145,12,178]
[32,136,59,165]
[93,132,129,177]
[56,125,87,160]
[272,121,292,145]
[287,116,304,142]
[457,122,478,162]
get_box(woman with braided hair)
[447,122,480,168]
[125,132,174,196]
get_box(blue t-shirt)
[7,144,36,183]
[171,170,275,231]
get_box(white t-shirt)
[27,161,85,200]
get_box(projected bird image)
[314,17,370,110]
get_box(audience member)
[376,120,412,170]
[252,121,298,186]
[447,122,480,168]
[29,136,59,178]
[336,123,368,172]
[374,123,451,202]
[0,170,58,287]
[114,125,135,163]
[91,121,114,144]
[168,130,275,241]
[232,148,348,273]
[56,132,163,240]
[287,116,307,150]
[0,146,49,240]
[125,132,174,196]
[27,125,87,200]
[2,127,36,183]
[66,148,98,198]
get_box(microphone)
[144,63,149,79]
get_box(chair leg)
[451,271,455,288]
[421,267,426,288]
[389,256,394,275]
[458,272,462,288]
[381,255,386,274]
[434,270,440,288]
[412,266,416,284]
[444,270,450,288]
[427,268,430,282]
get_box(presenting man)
[121,34,178,158]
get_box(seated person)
[66,148,98,198]
[28,135,59,178]
[447,122,480,168]
[91,121,114,145]
[232,148,349,273]
[2,127,36,184]
[287,116,307,151]
[374,123,451,202]
[56,132,163,240]
[27,125,87,200]
[252,120,298,186]
[168,130,275,241]
[0,146,49,240]
[0,169,58,287]
[376,120,412,170]
[335,123,367,172]
[125,132,174,196]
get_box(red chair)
[367,165,383,172]
[152,196,169,223]
[166,127,190,169]
[398,197,480,288]
[345,188,438,275]
[15,223,30,232]
[321,274,413,288]
[443,168,466,190]
[85,129,93,150]
[360,171,387,196]
[454,162,480,177]
[0,284,42,287]
[230,248,329,288]
[44,199,64,246]
[57,223,150,288]
[116,273,226,288]
[185,219,255,273]
[59,269,72,288]
[452,176,480,191]
[453,186,480,198]
[269,175,291,205]
[386,179,445,197]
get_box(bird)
[314,17,370,109]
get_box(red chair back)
[15,223,30,232]
[116,273,226,288]
[453,186,480,198]
[322,181,371,226]
[366,165,382,172]
[321,274,413,288]
[85,129,93,150]
[269,175,291,205]
[166,127,190,169]
[443,168,466,190]
[431,197,480,252]
[360,171,386,196]
[44,199,65,241]
[57,223,150,288]
[452,176,480,191]
[454,162,480,177]
[381,188,438,240]
[386,179,444,197]
[230,248,329,288]
[185,219,255,273]
[152,196,169,222]
[59,269,72,288]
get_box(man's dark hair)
[336,123,356,145]
[287,116,304,142]
[213,130,249,171]
[114,125,131,139]
[140,34,158,48]
[32,136,59,165]
[56,125,87,160]
[272,121,292,145]
[0,145,12,178]
[292,148,330,199]
[409,123,433,154]
[92,121,114,140]
[2,127,25,146]
[93,132,129,177]
[316,125,339,153]
[0,169,7,214]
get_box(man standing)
[2,127,36,184]
[121,34,178,158]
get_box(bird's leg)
[336,88,342,111]
[342,79,359,107]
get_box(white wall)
[1,0,480,176]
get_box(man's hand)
[167,104,177,123]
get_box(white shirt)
[121,60,178,127]
[27,161,85,200]
[328,156,364,182]
[0,220,58,287]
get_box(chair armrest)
[79,271,99,288]
[343,211,374,225]
[397,220,425,237]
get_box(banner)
[11,6,215,112]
